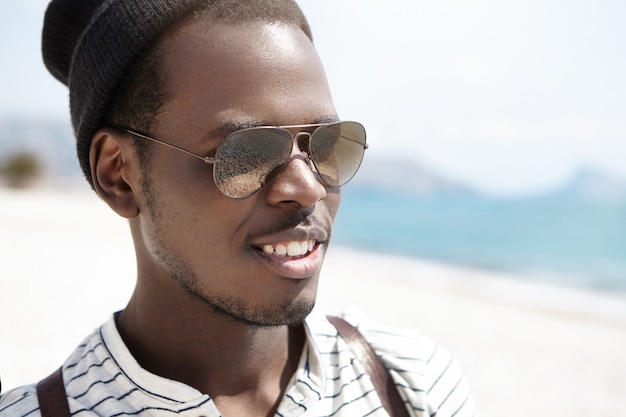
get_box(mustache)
[248,212,331,241]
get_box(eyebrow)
[202,115,340,141]
[311,115,340,125]
[203,120,260,141]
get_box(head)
[42,0,366,327]
[42,0,313,187]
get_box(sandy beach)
[1,188,625,417]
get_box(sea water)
[333,188,626,292]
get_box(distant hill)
[548,168,626,202]
[349,156,626,203]
[348,156,477,197]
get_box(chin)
[192,288,316,328]
[223,298,317,328]
[177,269,318,327]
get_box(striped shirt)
[0,314,475,416]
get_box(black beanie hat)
[42,0,197,187]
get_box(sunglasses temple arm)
[124,129,217,164]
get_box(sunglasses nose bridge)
[291,131,312,158]
[264,130,313,186]
[278,130,316,177]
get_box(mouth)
[259,239,317,258]
[251,238,324,279]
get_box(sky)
[1,0,625,195]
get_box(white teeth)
[287,241,301,256]
[261,240,316,257]
[275,244,287,256]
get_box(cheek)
[138,167,252,261]
[139,198,255,289]
[163,199,247,252]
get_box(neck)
[116,283,306,414]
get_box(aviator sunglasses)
[121,121,367,198]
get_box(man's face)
[131,18,340,327]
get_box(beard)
[184,279,316,328]
[149,215,316,328]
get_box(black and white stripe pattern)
[0,314,475,416]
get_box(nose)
[264,136,327,209]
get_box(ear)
[89,128,140,218]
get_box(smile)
[261,240,316,258]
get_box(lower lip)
[254,244,325,279]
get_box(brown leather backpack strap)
[327,316,410,417]
[36,368,71,417]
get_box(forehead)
[156,17,336,131]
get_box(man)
[0,0,475,416]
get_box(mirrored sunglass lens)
[213,128,292,198]
[309,122,366,186]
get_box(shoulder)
[365,322,475,417]
[306,313,476,417]
[0,384,40,417]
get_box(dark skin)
[88,17,340,417]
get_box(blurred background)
[1,1,625,416]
